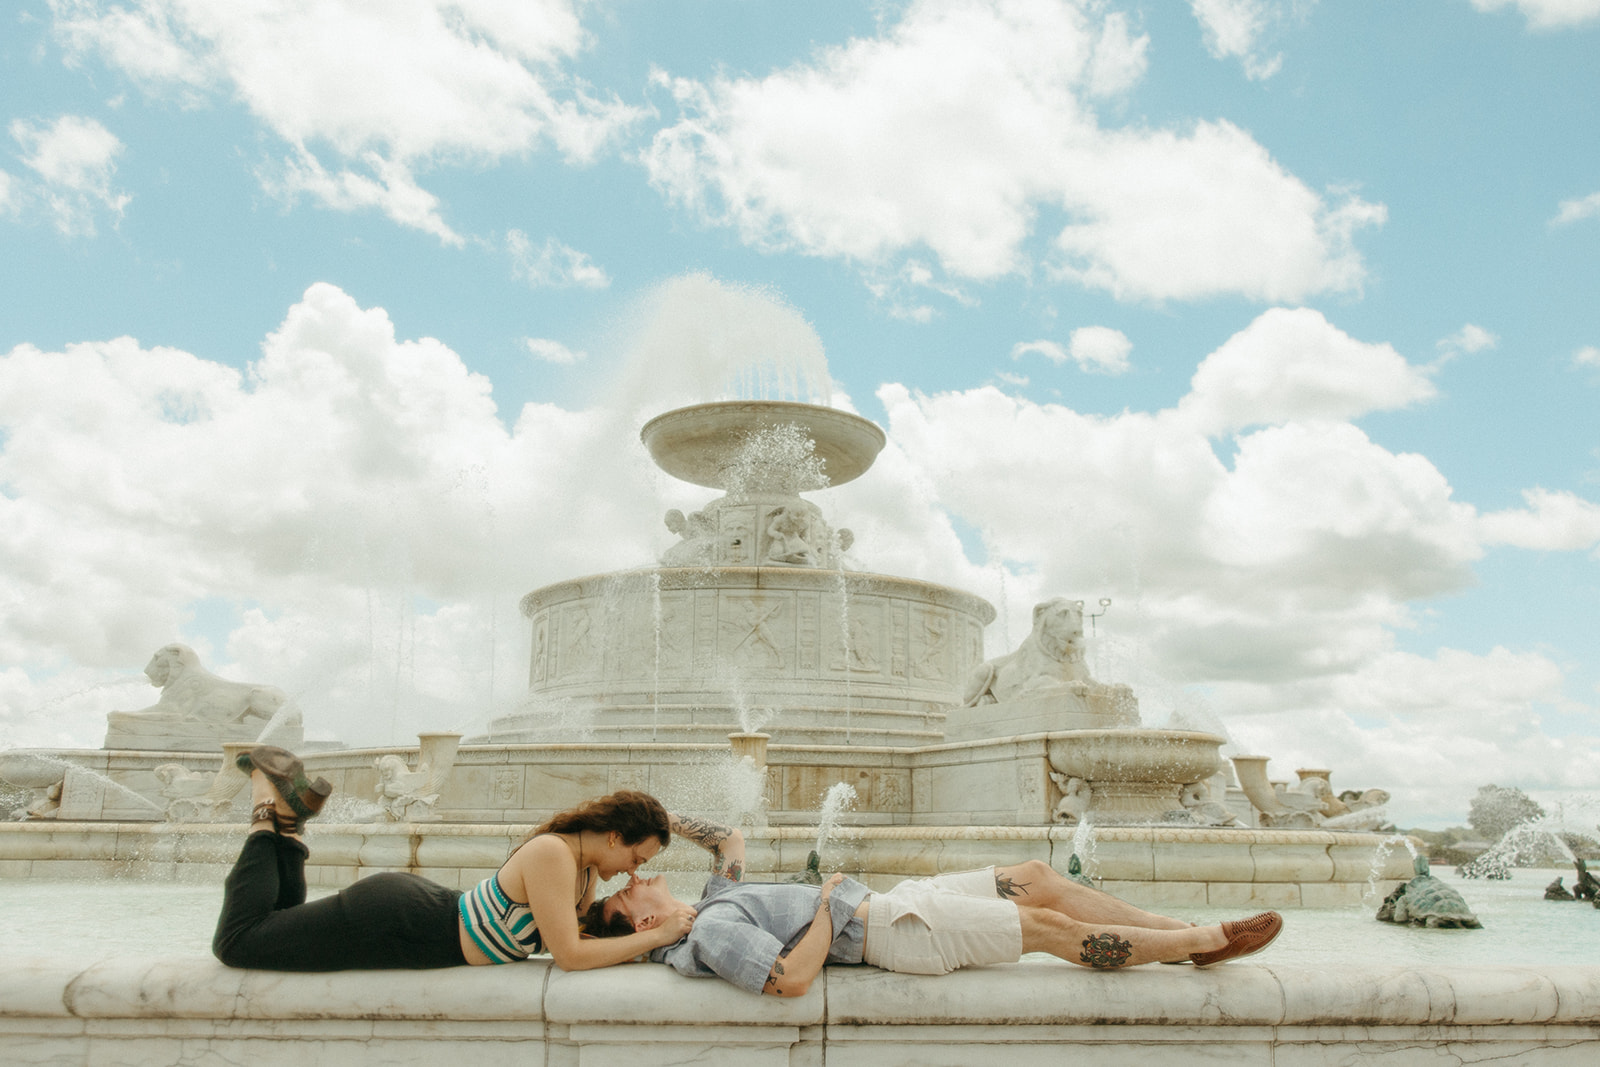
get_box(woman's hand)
[648,901,697,947]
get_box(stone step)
[473,720,946,747]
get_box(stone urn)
[1046,729,1226,823]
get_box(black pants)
[212,831,468,971]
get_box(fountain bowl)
[0,751,67,789]
[640,401,886,491]
[1047,729,1226,822]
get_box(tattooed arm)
[668,813,746,881]
[762,873,844,997]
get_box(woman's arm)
[505,836,694,971]
[762,873,844,997]
[669,813,746,881]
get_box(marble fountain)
[4,399,1597,1066]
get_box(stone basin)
[1046,729,1226,823]
[0,750,68,789]
[640,400,886,491]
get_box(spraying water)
[615,273,833,418]
[814,782,858,860]
[1070,817,1097,874]
[1365,833,1421,905]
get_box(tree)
[1467,784,1545,843]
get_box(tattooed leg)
[993,860,1191,930]
[1018,908,1226,967]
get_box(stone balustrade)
[0,820,1415,909]
[3,957,1598,1064]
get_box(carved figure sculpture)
[962,598,1091,707]
[1575,859,1600,902]
[1177,779,1241,827]
[104,644,303,752]
[1049,772,1092,824]
[1546,876,1576,901]
[661,508,717,566]
[374,753,449,822]
[765,506,819,566]
[153,763,233,822]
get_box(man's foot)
[1189,912,1283,967]
[237,745,332,831]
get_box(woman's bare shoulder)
[506,834,575,878]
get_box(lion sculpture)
[961,598,1094,707]
[103,643,304,752]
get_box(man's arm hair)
[669,813,746,881]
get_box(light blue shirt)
[651,874,871,994]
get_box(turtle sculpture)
[1377,855,1483,929]
[785,849,824,885]
[1065,852,1096,888]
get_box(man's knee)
[999,858,1055,892]
[1018,859,1054,882]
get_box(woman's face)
[594,833,662,881]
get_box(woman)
[212,745,695,971]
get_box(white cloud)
[1012,327,1131,374]
[51,0,643,239]
[1471,0,1600,30]
[507,229,611,288]
[1188,0,1291,80]
[0,282,662,747]
[1436,323,1497,355]
[1012,339,1069,364]
[1069,325,1132,374]
[1206,645,1587,823]
[644,0,1379,304]
[1554,190,1600,225]
[263,147,462,245]
[866,317,1598,824]
[524,337,584,364]
[1574,345,1600,367]
[8,113,131,235]
[1479,488,1600,552]
[1178,306,1436,434]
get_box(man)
[587,816,1282,997]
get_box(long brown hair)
[514,790,671,855]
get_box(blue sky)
[2,0,1598,828]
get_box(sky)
[2,0,1598,830]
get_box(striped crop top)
[459,874,543,963]
[458,861,595,964]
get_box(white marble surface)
[4,957,1599,1066]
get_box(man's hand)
[820,871,844,905]
[764,872,848,997]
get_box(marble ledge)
[7,958,1600,1066]
[6,957,1600,1028]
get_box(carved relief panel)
[911,608,952,683]
[718,593,794,673]
[829,601,884,675]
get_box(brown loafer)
[1190,911,1283,967]
[237,744,333,825]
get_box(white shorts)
[860,867,1023,975]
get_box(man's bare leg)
[993,859,1191,930]
[1018,907,1226,968]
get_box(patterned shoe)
[1190,911,1283,967]
[237,745,332,830]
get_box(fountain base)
[0,820,1413,910]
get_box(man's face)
[602,873,679,932]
